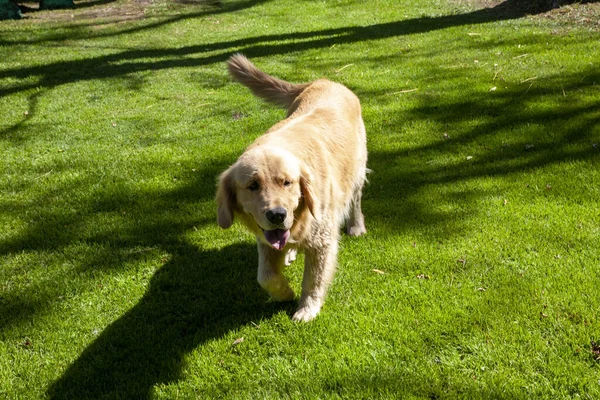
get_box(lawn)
[1,0,599,398]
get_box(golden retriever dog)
[216,54,368,322]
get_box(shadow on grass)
[46,242,292,399]
[3,0,599,142]
[0,161,229,329]
[2,0,600,100]
[0,78,590,400]
[360,65,600,237]
[2,0,270,45]
[499,0,600,13]
[0,157,293,397]
[18,0,119,13]
[2,2,599,395]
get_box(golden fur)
[216,54,368,322]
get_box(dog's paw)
[292,305,321,322]
[270,286,295,302]
[258,272,295,302]
[346,224,366,237]
[284,248,297,266]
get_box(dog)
[216,54,368,322]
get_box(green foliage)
[0,0,22,20]
[1,0,599,398]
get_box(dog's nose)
[266,207,287,225]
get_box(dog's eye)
[283,180,292,187]
[248,181,259,192]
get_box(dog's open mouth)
[263,229,290,250]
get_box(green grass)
[1,0,600,398]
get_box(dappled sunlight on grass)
[1,0,599,398]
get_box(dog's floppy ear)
[216,167,236,229]
[300,165,319,220]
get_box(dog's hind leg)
[346,181,366,237]
[284,247,297,266]
[257,242,295,302]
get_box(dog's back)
[227,54,367,228]
[227,54,364,137]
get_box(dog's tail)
[227,54,308,109]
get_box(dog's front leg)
[293,238,339,322]
[257,242,295,302]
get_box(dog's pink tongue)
[264,229,290,250]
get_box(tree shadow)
[2,0,270,45]
[494,0,600,15]
[46,241,292,399]
[2,0,599,100]
[0,159,233,330]
[2,2,599,394]
[17,0,118,14]
[361,66,600,236]
[0,154,293,397]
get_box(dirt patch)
[458,0,597,10]
[17,0,218,23]
[453,0,504,7]
[536,3,600,29]
[453,0,600,29]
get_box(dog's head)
[216,146,317,250]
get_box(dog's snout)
[266,207,287,225]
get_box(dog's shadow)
[47,242,292,399]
